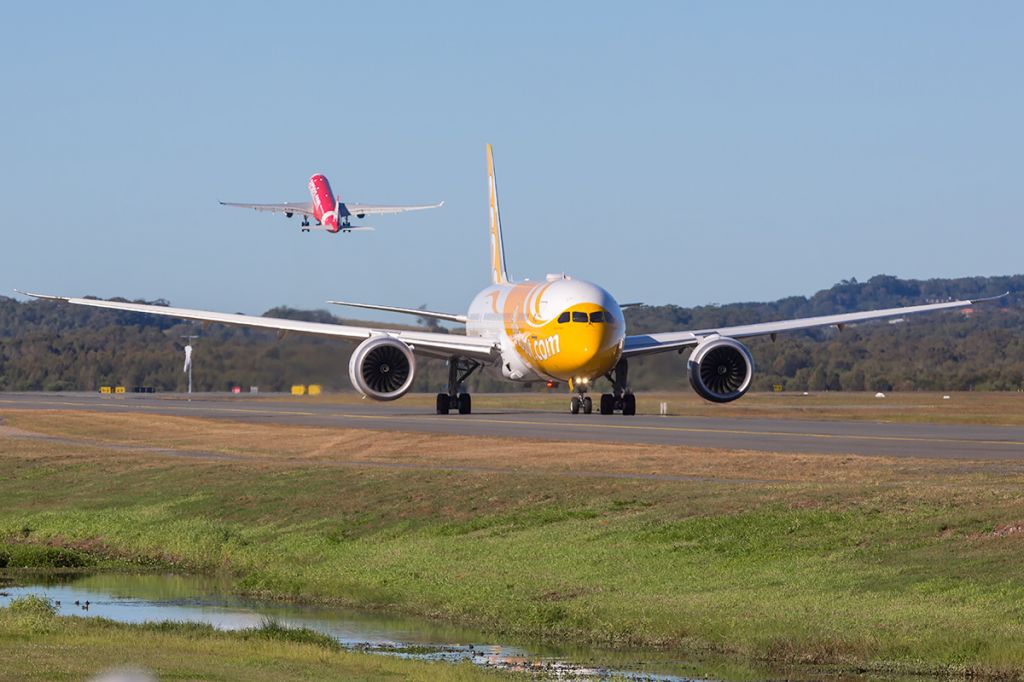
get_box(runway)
[2,392,1022,459]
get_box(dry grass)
[3,409,1014,488]
[241,389,1024,425]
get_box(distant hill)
[626,274,1023,392]
[0,273,1021,394]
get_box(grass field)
[3,408,1024,678]
[0,595,508,681]
[247,389,1024,426]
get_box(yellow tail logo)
[487,144,510,285]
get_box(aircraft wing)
[622,296,1001,358]
[219,201,315,217]
[18,292,497,363]
[327,300,467,324]
[342,201,443,216]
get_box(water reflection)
[2,573,698,681]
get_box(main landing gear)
[599,358,636,415]
[436,357,481,415]
[300,217,310,232]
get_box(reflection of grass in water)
[69,571,231,602]
[0,601,503,681]
[5,410,1024,678]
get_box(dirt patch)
[979,522,1024,539]
[0,421,243,462]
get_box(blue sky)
[2,2,1021,318]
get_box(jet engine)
[348,336,415,401]
[687,336,754,403]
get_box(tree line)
[0,273,1020,394]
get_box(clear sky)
[2,2,1021,318]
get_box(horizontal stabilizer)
[327,300,467,324]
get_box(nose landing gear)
[568,377,594,414]
[570,395,592,414]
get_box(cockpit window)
[589,311,604,323]
[572,311,588,323]
[557,312,570,324]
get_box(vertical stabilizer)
[487,144,510,284]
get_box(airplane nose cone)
[544,316,623,380]
[578,323,623,377]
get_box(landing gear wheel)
[622,394,636,416]
[582,396,593,414]
[599,394,614,415]
[570,396,581,414]
[442,357,481,417]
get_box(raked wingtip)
[970,291,1011,304]
[14,289,69,301]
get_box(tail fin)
[487,144,510,285]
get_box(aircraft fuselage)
[466,276,625,384]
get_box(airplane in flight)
[220,173,443,233]
[22,146,1000,415]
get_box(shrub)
[8,595,57,617]
[242,618,341,651]
[6,545,89,569]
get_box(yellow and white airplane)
[21,145,996,415]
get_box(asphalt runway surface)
[2,392,1023,460]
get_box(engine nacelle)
[348,336,415,401]
[687,336,754,403]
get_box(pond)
[3,572,725,681]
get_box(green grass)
[0,597,508,681]
[0,543,91,569]
[4,412,1024,678]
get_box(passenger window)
[558,312,570,324]
[572,312,588,323]
[589,311,604,323]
